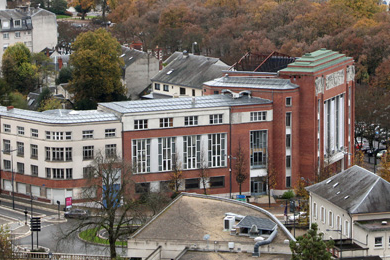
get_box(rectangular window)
[17,142,24,157]
[65,132,72,140]
[17,162,24,174]
[52,147,64,161]
[286,176,291,188]
[52,168,64,179]
[375,237,383,248]
[3,33,9,39]
[180,87,186,95]
[105,144,117,158]
[45,147,50,160]
[82,130,94,139]
[250,111,267,122]
[209,114,223,124]
[286,112,292,127]
[286,155,291,168]
[66,168,73,179]
[15,31,20,38]
[132,139,150,173]
[313,202,317,219]
[31,165,38,176]
[321,207,325,223]
[31,144,38,159]
[53,132,63,140]
[154,83,160,90]
[3,44,8,51]
[65,147,72,161]
[328,211,333,227]
[14,20,21,27]
[185,178,200,190]
[344,220,349,236]
[185,116,198,126]
[46,131,51,140]
[135,183,150,194]
[286,134,291,148]
[192,89,196,96]
[286,97,292,106]
[3,124,10,133]
[83,167,94,178]
[163,84,169,91]
[210,176,225,188]
[134,119,148,130]
[83,146,94,160]
[183,135,201,169]
[214,90,219,94]
[3,139,10,152]
[105,129,116,137]
[31,129,38,138]
[158,137,176,171]
[208,133,226,167]
[17,126,24,135]
[46,168,51,178]
[160,117,173,128]
[250,130,267,168]
[3,160,10,170]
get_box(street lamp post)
[2,148,17,209]
[192,42,197,55]
[327,224,343,259]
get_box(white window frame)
[17,126,24,135]
[31,165,38,176]
[132,139,150,173]
[105,129,116,137]
[160,117,173,128]
[3,124,10,133]
[14,19,21,27]
[30,144,38,159]
[158,137,176,171]
[15,31,20,38]
[209,114,223,124]
[208,133,226,167]
[320,206,325,223]
[328,211,333,227]
[134,119,148,130]
[183,135,200,169]
[31,128,38,138]
[82,130,94,139]
[313,202,317,219]
[286,97,292,106]
[83,146,94,160]
[375,237,383,248]
[184,116,198,126]
[250,111,267,122]
[3,32,9,39]
[105,144,117,158]
[250,130,267,168]
[344,220,349,237]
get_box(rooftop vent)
[382,221,388,225]
[167,69,174,75]
[336,191,341,195]
[333,183,339,188]
[119,54,125,58]
[344,195,349,200]
[326,179,333,184]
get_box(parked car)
[377,150,387,159]
[64,209,90,219]
[288,212,307,222]
[367,148,382,157]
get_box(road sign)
[30,217,41,232]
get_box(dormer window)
[14,20,21,28]
[2,20,9,29]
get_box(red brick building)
[203,49,355,194]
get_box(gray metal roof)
[237,215,276,231]
[151,52,230,89]
[0,106,119,124]
[121,47,148,67]
[306,165,390,214]
[204,76,299,90]
[99,94,272,114]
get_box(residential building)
[150,51,230,98]
[0,4,57,64]
[306,165,390,259]
[121,47,159,99]
[0,106,121,204]
[127,192,294,259]
[203,48,355,194]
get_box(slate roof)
[306,165,390,214]
[204,76,299,90]
[236,215,276,231]
[0,106,119,124]
[121,47,148,68]
[151,52,230,89]
[0,9,32,32]
[99,94,272,114]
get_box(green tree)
[9,92,28,109]
[35,87,52,110]
[69,28,126,109]
[49,0,68,14]
[290,223,334,260]
[38,97,62,112]
[0,225,13,260]
[2,43,38,94]
[56,66,74,85]
[0,78,11,105]
[31,52,55,88]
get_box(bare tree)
[234,141,249,195]
[169,154,183,194]
[266,160,277,208]
[59,151,138,259]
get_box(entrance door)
[251,177,266,195]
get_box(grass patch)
[56,15,73,19]
[79,228,127,247]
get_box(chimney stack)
[7,106,14,111]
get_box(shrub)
[281,190,294,199]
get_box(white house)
[306,165,390,259]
